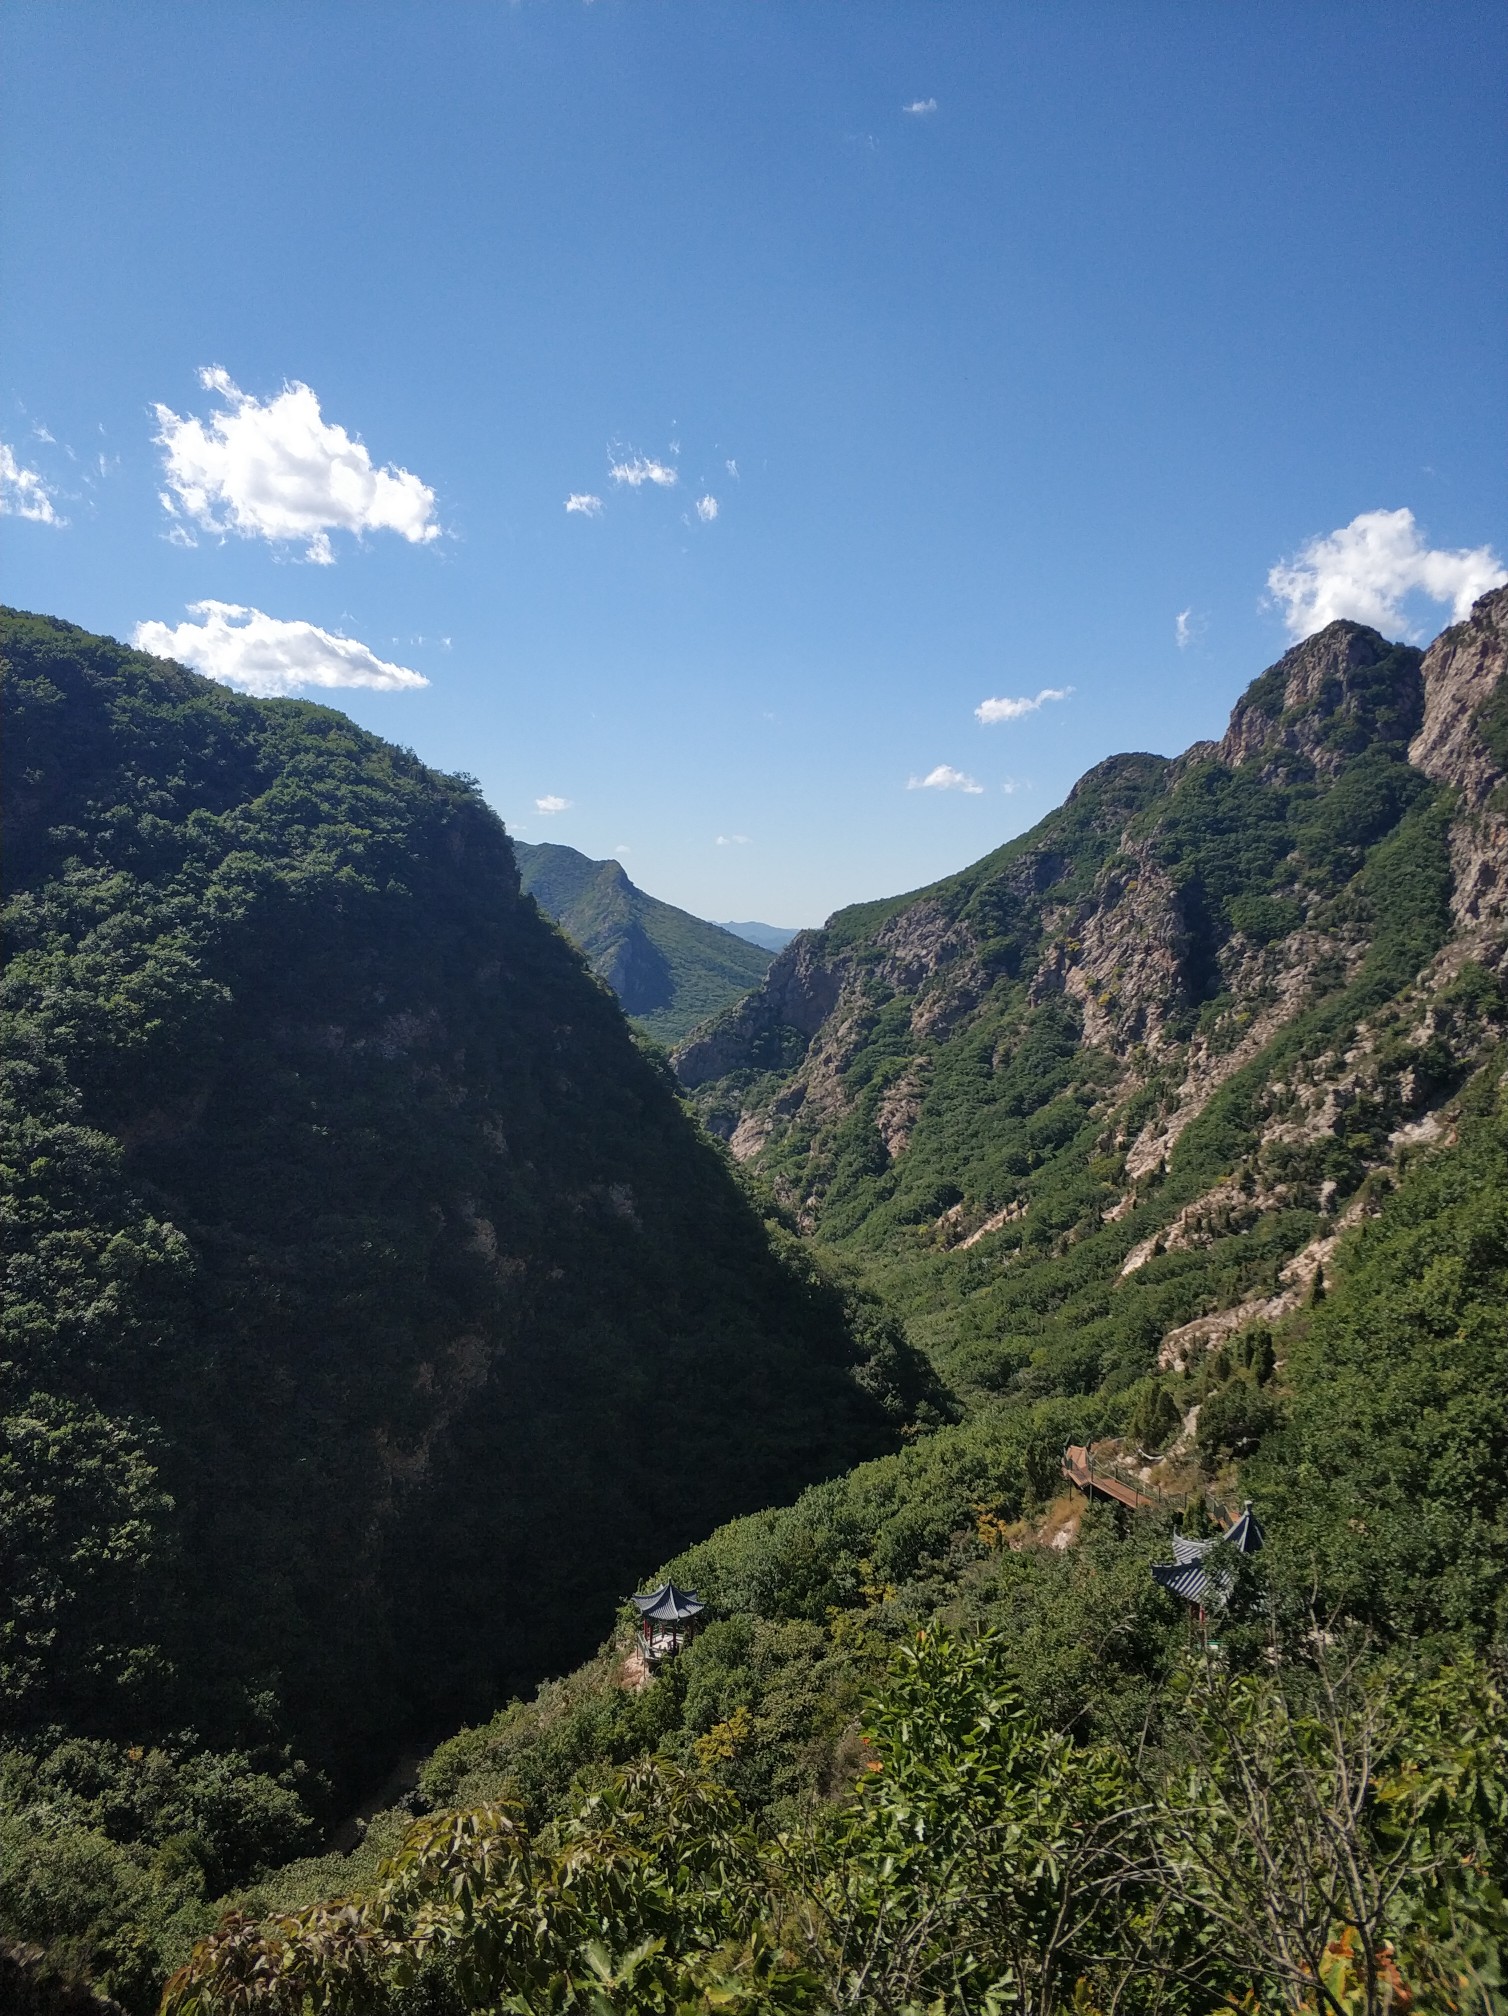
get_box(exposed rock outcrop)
[875,1065,928,1159]
[1219,621,1423,775]
[1120,923,1366,1181]
[675,610,1505,1337]
[1030,845,1194,1053]
[673,931,842,1087]
[1410,585,1508,934]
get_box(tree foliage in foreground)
[162,1629,1508,2016]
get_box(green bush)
[1197,1379,1281,1469]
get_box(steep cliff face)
[679,753,1169,1143]
[1409,585,1508,931]
[1028,843,1195,1055]
[676,600,1506,1398]
[1218,622,1423,776]
[675,931,843,1088]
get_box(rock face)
[674,932,843,1088]
[1219,622,1423,775]
[1409,585,1508,932]
[1029,844,1194,1054]
[675,601,1507,1352]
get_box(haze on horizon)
[2,1,1504,925]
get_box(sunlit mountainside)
[675,598,1508,1405]
[512,838,775,1042]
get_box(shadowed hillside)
[0,610,931,1819]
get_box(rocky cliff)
[675,592,1507,1396]
[1409,588,1508,931]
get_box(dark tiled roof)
[1152,1559,1231,1608]
[1152,1503,1263,1609]
[629,1581,705,1624]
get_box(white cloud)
[1,440,65,524]
[535,794,572,815]
[614,844,631,855]
[609,451,678,489]
[724,458,739,478]
[1001,776,1028,795]
[153,368,438,563]
[565,492,603,516]
[908,764,983,794]
[131,601,428,695]
[974,685,1073,724]
[695,494,719,522]
[903,97,938,115]
[1268,508,1506,641]
[1175,608,1193,649]
[715,833,752,846]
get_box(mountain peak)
[512,838,773,1038]
[1220,621,1423,775]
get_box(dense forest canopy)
[153,1003,1508,2016]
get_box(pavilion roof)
[1151,1502,1263,1610]
[629,1581,705,1625]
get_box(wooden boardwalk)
[1062,1444,1161,1512]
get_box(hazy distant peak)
[715,920,801,953]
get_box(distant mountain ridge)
[716,920,801,953]
[512,839,774,1041]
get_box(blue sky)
[3,3,1505,926]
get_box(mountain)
[175,595,1506,2016]
[511,840,774,1042]
[10,597,1508,2014]
[400,591,1506,1839]
[674,594,1508,1401]
[0,611,934,1980]
[715,920,801,953]
[174,1053,1508,2016]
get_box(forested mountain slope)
[156,1043,1508,2016]
[0,614,927,1860]
[676,594,1508,1401]
[7,598,1507,2014]
[512,840,773,1042]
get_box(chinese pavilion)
[629,1581,706,1663]
[1151,1501,1265,1619]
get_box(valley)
[3,594,1505,2014]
